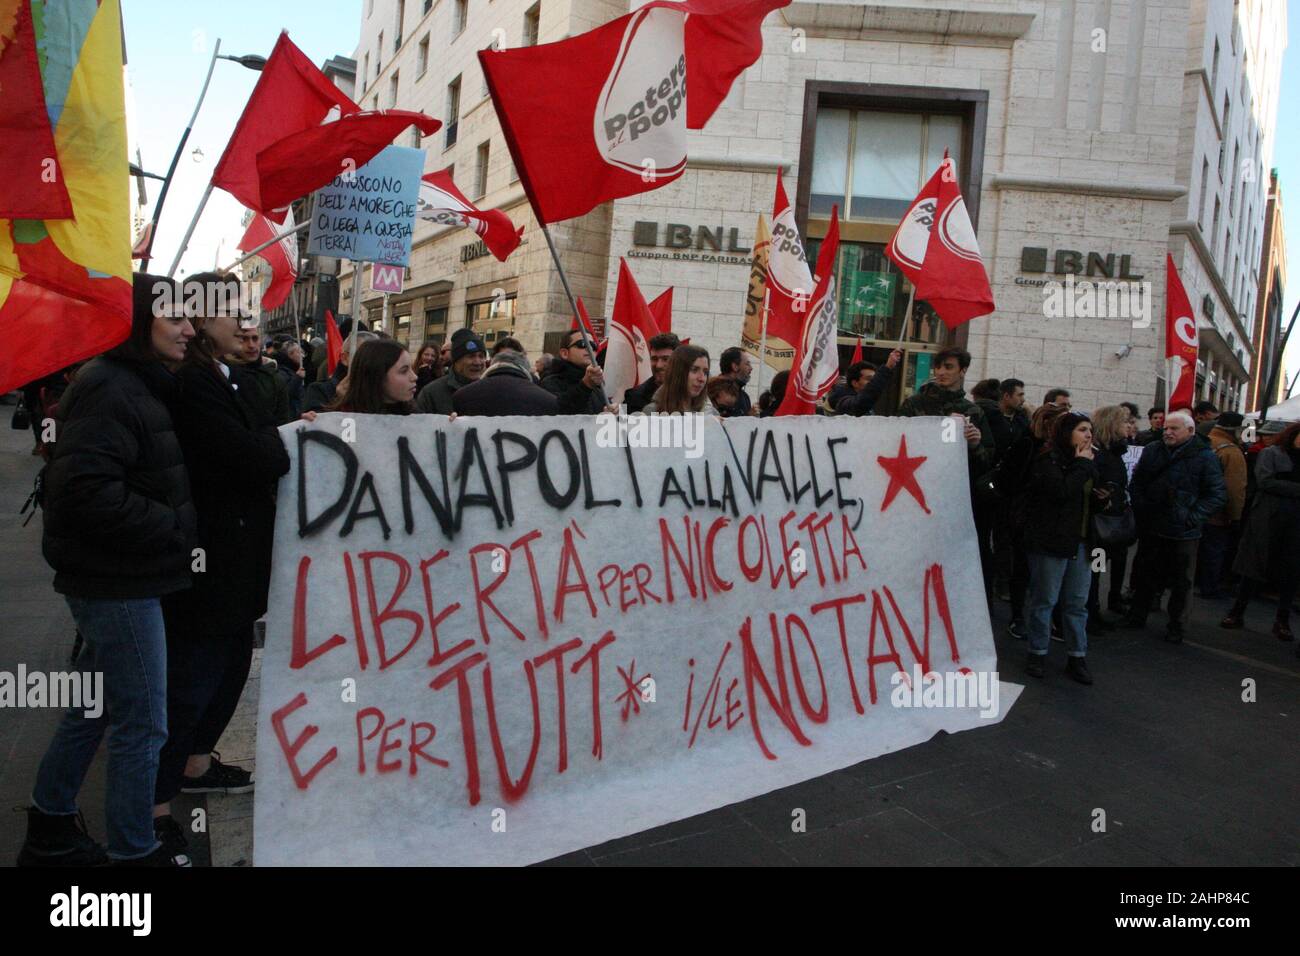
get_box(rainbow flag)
[0,0,132,393]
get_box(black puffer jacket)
[540,357,605,414]
[1129,436,1227,541]
[161,362,290,636]
[452,366,559,416]
[1021,447,1098,558]
[42,355,197,598]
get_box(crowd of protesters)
[11,271,1299,867]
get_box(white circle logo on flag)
[936,197,982,263]
[793,277,840,402]
[1174,314,1197,348]
[769,205,812,298]
[595,8,688,178]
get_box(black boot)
[1066,656,1094,685]
[1025,653,1045,678]
[15,807,109,867]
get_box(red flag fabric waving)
[417,169,523,262]
[648,288,673,334]
[325,309,343,375]
[776,207,841,416]
[211,32,439,222]
[1165,254,1198,412]
[886,152,994,329]
[850,336,863,365]
[480,0,788,224]
[237,208,298,311]
[570,297,602,347]
[0,0,72,219]
[766,169,814,347]
[604,259,661,406]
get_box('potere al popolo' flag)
[0,0,132,394]
[212,32,440,222]
[480,0,788,224]
[766,168,815,346]
[604,258,662,406]
[1165,254,1198,412]
[417,169,523,262]
[237,208,299,311]
[0,0,72,219]
[886,152,994,329]
[776,206,841,416]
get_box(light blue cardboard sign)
[308,146,423,266]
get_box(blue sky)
[122,1,362,278]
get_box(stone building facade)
[336,0,1285,413]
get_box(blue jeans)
[1026,544,1091,658]
[31,597,168,860]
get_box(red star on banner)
[877,435,930,514]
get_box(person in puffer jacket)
[20,273,197,868]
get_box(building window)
[523,3,541,46]
[1228,141,1239,214]
[811,107,962,221]
[1197,157,1209,230]
[362,54,370,92]
[377,33,383,76]
[1210,38,1219,95]
[423,0,432,14]
[395,313,411,346]
[395,0,405,49]
[467,295,517,337]
[389,72,400,109]
[423,307,448,344]
[1210,197,1221,259]
[417,35,429,76]
[1224,227,1232,278]
[474,141,490,199]
[509,160,519,184]
[445,76,461,148]
[453,0,468,37]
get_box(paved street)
[1,411,1296,867]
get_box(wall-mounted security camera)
[1115,345,1132,359]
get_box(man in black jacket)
[835,349,902,416]
[232,324,290,424]
[717,347,754,416]
[453,350,559,416]
[540,328,608,414]
[416,328,487,414]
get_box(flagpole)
[220,219,310,273]
[381,292,391,338]
[756,287,771,396]
[540,222,611,408]
[290,282,302,346]
[350,260,363,364]
[894,285,916,349]
[167,183,215,277]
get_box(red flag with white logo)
[212,33,440,222]
[237,208,299,311]
[766,169,814,347]
[479,0,787,225]
[604,259,662,406]
[776,206,841,416]
[886,152,994,329]
[1165,254,1198,412]
[570,296,602,348]
[417,169,523,262]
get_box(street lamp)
[138,39,265,265]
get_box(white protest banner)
[307,146,422,265]
[255,414,1020,865]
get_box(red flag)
[886,152,994,329]
[605,259,661,406]
[480,0,787,224]
[1165,254,1198,412]
[211,33,440,221]
[776,207,841,416]
[325,309,343,376]
[0,0,71,219]
[850,336,863,365]
[648,288,673,334]
[417,169,522,262]
[237,208,299,311]
[766,169,814,346]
